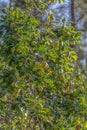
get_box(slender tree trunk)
[71,0,75,27]
[9,0,12,8]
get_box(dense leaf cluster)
[0,1,87,129]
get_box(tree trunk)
[9,0,12,8]
[71,0,75,27]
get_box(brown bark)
[75,125,80,130]
[71,0,75,27]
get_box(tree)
[0,0,87,129]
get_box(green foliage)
[0,1,87,130]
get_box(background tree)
[47,0,87,71]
